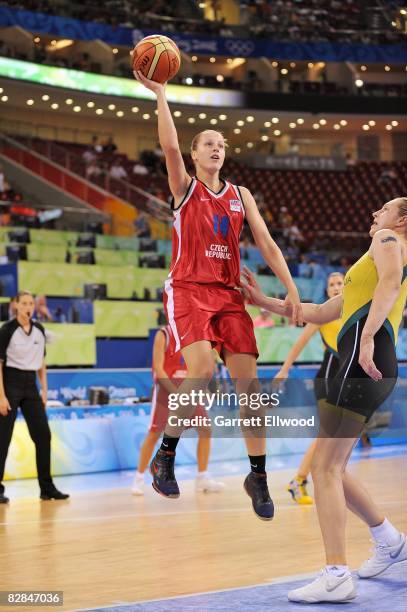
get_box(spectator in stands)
[35,296,53,322]
[298,254,312,278]
[91,135,103,154]
[278,206,293,229]
[133,161,149,176]
[379,167,397,185]
[253,308,276,329]
[82,147,97,165]
[134,212,151,238]
[103,136,118,154]
[86,161,102,179]
[109,161,128,180]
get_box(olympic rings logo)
[225,40,256,56]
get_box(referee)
[0,291,69,503]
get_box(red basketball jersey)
[168,178,245,287]
[153,326,187,381]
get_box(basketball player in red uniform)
[131,325,224,495]
[134,69,302,520]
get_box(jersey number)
[213,214,229,239]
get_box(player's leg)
[195,418,225,493]
[0,397,19,503]
[151,340,215,498]
[224,351,274,521]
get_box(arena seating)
[13,136,407,239]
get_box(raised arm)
[241,267,343,325]
[358,229,403,380]
[240,187,303,325]
[133,71,190,202]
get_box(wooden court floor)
[0,456,406,611]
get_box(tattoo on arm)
[381,236,397,243]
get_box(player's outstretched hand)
[358,334,382,381]
[240,267,266,307]
[284,287,304,327]
[133,70,166,94]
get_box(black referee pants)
[0,368,53,495]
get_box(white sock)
[197,471,208,479]
[370,518,401,547]
[135,470,144,480]
[326,565,349,577]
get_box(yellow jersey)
[339,247,407,346]
[319,319,341,356]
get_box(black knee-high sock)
[248,454,266,475]
[161,435,179,453]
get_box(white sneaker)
[196,475,225,493]
[131,473,145,496]
[358,534,407,578]
[288,569,357,603]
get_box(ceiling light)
[391,120,398,126]
[132,106,139,113]
[219,114,227,120]
[261,135,269,141]
[289,122,296,128]
[188,117,196,123]
[96,108,103,115]
[237,120,244,126]
[319,118,327,125]
[174,110,182,117]
[234,147,241,153]
[191,55,198,62]
[26,99,34,105]
[355,79,364,87]
[234,128,241,134]
[66,98,73,105]
[340,119,347,126]
[281,68,288,75]
[209,57,216,63]
[247,142,254,148]
[290,62,296,68]
[73,105,81,112]
[216,75,224,82]
[362,124,370,130]
[272,117,279,124]
[333,124,340,130]
[264,121,271,127]
[143,113,150,119]
[41,94,50,101]
[34,36,40,43]
[108,103,116,110]
[210,118,218,125]
[51,103,59,109]
[1,95,8,102]
[273,129,281,136]
[116,110,124,117]
[246,116,254,122]
[271,61,278,68]
[199,112,207,119]
[384,65,391,71]
[361,65,367,71]
[112,48,118,54]
[185,77,193,85]
[368,120,376,126]
[297,118,304,124]
[87,101,95,108]
[386,124,393,130]
[312,123,320,129]
[308,62,314,68]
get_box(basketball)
[132,35,181,84]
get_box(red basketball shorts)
[163,280,258,359]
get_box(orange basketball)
[132,35,181,84]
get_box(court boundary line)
[76,569,333,611]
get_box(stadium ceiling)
[1,78,406,141]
